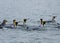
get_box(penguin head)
[52,16,56,19]
[23,19,27,23]
[13,19,16,22]
[3,20,7,23]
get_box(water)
[0,0,60,43]
[0,28,60,43]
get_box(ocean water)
[0,0,60,43]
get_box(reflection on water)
[0,16,60,43]
[0,26,60,43]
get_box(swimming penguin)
[25,19,46,30]
[4,19,18,29]
[0,20,7,29]
[52,16,56,22]
[23,19,27,26]
[13,19,19,27]
[40,19,46,27]
[44,16,56,23]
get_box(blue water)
[0,0,60,43]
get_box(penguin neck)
[13,22,16,27]
[1,22,6,26]
[41,20,43,25]
[52,18,55,22]
[23,22,26,25]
